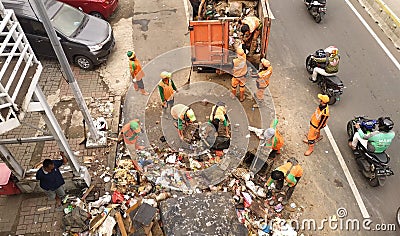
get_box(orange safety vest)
[120,119,141,145]
[129,58,145,81]
[242,16,261,33]
[310,105,330,130]
[233,55,248,78]
[272,131,284,150]
[257,66,273,88]
[276,162,303,187]
[159,79,175,101]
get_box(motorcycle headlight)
[88,44,103,52]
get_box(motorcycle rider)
[349,117,395,153]
[310,46,340,82]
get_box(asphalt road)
[268,0,400,234]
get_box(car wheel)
[75,55,93,70]
[90,12,104,20]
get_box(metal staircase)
[0,2,42,134]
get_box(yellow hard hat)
[318,94,330,104]
[261,58,271,67]
[160,71,172,79]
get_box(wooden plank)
[115,212,128,236]
[126,199,142,214]
[81,184,95,200]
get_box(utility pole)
[32,0,100,141]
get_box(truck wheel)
[75,56,93,70]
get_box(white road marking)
[266,1,275,20]
[345,0,400,70]
[325,126,370,218]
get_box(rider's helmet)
[324,46,339,56]
[378,117,394,132]
[315,49,326,58]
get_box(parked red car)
[59,0,118,20]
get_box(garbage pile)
[225,167,300,235]
[196,0,263,54]
[61,148,302,235]
[201,0,259,20]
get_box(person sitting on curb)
[36,151,68,209]
[118,119,144,150]
[171,104,197,140]
[265,158,303,205]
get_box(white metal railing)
[0,2,42,134]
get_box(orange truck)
[189,0,273,72]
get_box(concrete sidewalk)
[358,0,400,49]
[0,59,121,235]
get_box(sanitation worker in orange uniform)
[304,94,330,156]
[231,48,248,102]
[118,119,144,150]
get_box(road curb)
[358,0,400,49]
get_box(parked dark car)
[58,0,118,20]
[2,0,115,70]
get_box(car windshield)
[51,4,85,37]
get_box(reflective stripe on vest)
[310,106,329,129]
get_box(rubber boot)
[231,89,237,99]
[304,144,314,156]
[239,90,245,102]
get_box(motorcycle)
[306,49,344,105]
[304,0,327,23]
[346,116,394,187]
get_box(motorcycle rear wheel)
[305,55,314,74]
[328,96,337,105]
[369,177,379,187]
[314,12,324,23]
[396,207,400,228]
